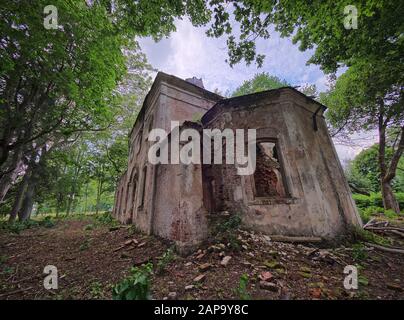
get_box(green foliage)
[356,266,369,287]
[95,212,117,226]
[112,263,153,300]
[89,281,104,299]
[84,224,94,231]
[156,248,175,275]
[0,216,55,234]
[205,1,403,73]
[1,0,210,174]
[322,60,402,214]
[235,274,250,300]
[346,144,404,193]
[352,226,390,246]
[357,204,401,222]
[79,239,91,251]
[213,214,243,251]
[231,72,289,97]
[216,214,242,233]
[355,193,404,209]
[41,216,55,228]
[358,206,383,223]
[1,1,128,176]
[356,204,400,223]
[358,275,369,287]
[0,255,7,266]
[351,243,368,262]
[226,233,243,252]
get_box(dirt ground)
[0,216,403,300]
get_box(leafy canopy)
[231,72,289,97]
[205,0,403,73]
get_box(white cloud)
[139,19,329,93]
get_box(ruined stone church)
[113,72,362,252]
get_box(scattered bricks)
[259,281,278,292]
[220,256,232,266]
[193,274,206,283]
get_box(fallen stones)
[259,281,278,292]
[208,243,226,252]
[195,252,206,260]
[198,263,212,272]
[220,256,232,266]
[258,271,273,282]
[387,283,403,292]
[124,239,138,246]
[185,285,195,291]
[193,274,206,283]
[167,292,177,300]
[309,288,322,299]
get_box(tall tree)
[4,39,154,220]
[0,0,204,202]
[346,142,404,194]
[322,61,403,212]
[231,72,289,97]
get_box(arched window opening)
[139,166,147,209]
[254,141,287,198]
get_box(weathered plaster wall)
[202,89,362,240]
[113,73,362,251]
[113,73,219,250]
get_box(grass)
[79,238,92,251]
[212,214,243,252]
[0,216,55,234]
[352,226,392,246]
[351,243,368,262]
[89,281,105,299]
[235,274,250,300]
[0,211,116,235]
[156,248,175,275]
[358,205,401,223]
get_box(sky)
[138,19,377,163]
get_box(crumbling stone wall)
[113,73,220,252]
[113,72,362,252]
[201,89,362,240]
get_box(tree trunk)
[381,181,400,213]
[377,104,402,214]
[84,182,89,214]
[18,179,35,221]
[0,153,24,203]
[95,178,102,215]
[66,194,73,216]
[8,172,31,222]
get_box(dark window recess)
[254,142,286,198]
[131,172,138,208]
[140,166,147,208]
